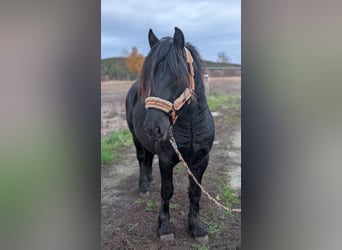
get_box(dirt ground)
[101,77,241,249]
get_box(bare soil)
[101,77,241,249]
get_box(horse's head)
[138,27,195,141]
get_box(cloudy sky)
[101,0,241,64]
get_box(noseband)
[145,47,195,124]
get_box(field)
[101,77,241,249]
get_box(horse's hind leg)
[188,155,209,243]
[158,157,175,241]
[133,137,154,195]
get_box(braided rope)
[169,131,241,213]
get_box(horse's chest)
[174,110,214,155]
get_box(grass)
[201,183,239,236]
[145,200,155,211]
[207,94,240,112]
[175,163,183,172]
[203,215,223,235]
[101,128,133,165]
[127,223,139,245]
[135,198,144,204]
[223,186,239,210]
[169,202,178,209]
[223,112,241,125]
[127,223,138,233]
[207,223,220,234]
[191,244,210,250]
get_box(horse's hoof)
[159,233,174,241]
[139,191,150,197]
[194,235,209,244]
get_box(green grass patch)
[101,128,133,165]
[223,115,240,125]
[207,94,240,112]
[203,217,222,235]
[191,244,209,250]
[207,223,220,234]
[175,163,183,172]
[223,186,239,210]
[169,202,178,209]
[145,200,155,211]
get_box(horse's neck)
[194,82,208,109]
[184,88,208,121]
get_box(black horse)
[126,27,215,242]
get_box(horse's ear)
[173,27,185,50]
[148,29,159,48]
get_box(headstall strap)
[145,47,195,124]
[184,47,195,91]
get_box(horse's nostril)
[144,125,162,139]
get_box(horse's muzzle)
[144,122,164,141]
[145,126,162,140]
[144,121,169,141]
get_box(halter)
[145,47,195,124]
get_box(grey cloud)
[101,0,241,63]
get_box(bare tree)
[121,48,129,57]
[217,51,231,64]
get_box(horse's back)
[125,81,139,132]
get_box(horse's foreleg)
[158,158,175,240]
[188,155,209,242]
[144,151,154,184]
[133,137,153,195]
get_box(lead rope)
[168,127,241,213]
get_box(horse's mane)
[138,37,203,99]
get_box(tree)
[217,51,231,64]
[121,48,129,57]
[126,47,144,76]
